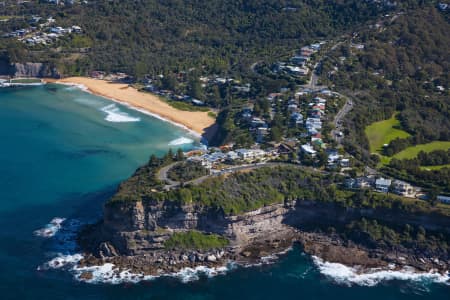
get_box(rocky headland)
[78,197,450,279]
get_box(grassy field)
[365,114,411,154]
[392,141,450,160]
[167,100,211,112]
[420,164,450,171]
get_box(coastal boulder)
[207,254,217,262]
[98,242,119,258]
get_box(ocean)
[0,84,448,299]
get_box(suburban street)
[331,93,353,145]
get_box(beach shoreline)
[44,77,216,140]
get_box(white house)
[301,144,317,157]
[392,180,415,197]
[375,178,392,193]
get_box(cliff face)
[100,200,295,256]
[74,198,450,278]
[96,199,450,257]
[0,61,60,78]
[13,63,60,78]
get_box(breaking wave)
[63,84,89,93]
[39,254,232,284]
[312,256,449,287]
[101,104,141,123]
[34,217,66,238]
[36,217,232,284]
[168,137,194,146]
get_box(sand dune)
[46,77,216,138]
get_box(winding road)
[157,162,321,190]
[331,94,353,145]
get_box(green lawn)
[167,100,210,112]
[420,164,450,171]
[392,141,450,160]
[365,114,411,154]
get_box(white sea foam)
[34,217,66,238]
[58,82,90,93]
[70,263,230,284]
[101,104,141,123]
[39,217,232,285]
[51,81,204,141]
[312,256,450,287]
[168,137,195,146]
[40,254,232,284]
[39,254,84,270]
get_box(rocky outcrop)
[0,61,60,78]
[79,198,450,276]
[13,63,60,78]
[98,199,450,256]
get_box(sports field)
[365,114,410,154]
[393,141,450,160]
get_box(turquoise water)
[0,85,448,299]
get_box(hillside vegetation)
[0,0,430,77]
[108,154,450,217]
[164,231,229,250]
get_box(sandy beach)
[45,77,216,138]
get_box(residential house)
[90,71,106,79]
[285,66,309,76]
[288,104,299,113]
[340,158,350,168]
[327,150,340,165]
[256,127,269,143]
[251,117,267,128]
[311,137,324,148]
[300,46,315,57]
[235,149,266,161]
[356,177,373,189]
[226,151,239,162]
[241,108,253,119]
[345,178,357,189]
[392,180,415,197]
[313,97,327,104]
[375,178,392,193]
[191,99,205,106]
[310,43,321,51]
[290,55,309,67]
[71,25,82,33]
[291,112,303,127]
[188,156,212,169]
[301,144,317,157]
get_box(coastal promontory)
[78,153,450,278]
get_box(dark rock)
[79,271,93,281]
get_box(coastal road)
[331,93,353,145]
[157,162,182,190]
[302,40,345,92]
[158,162,320,190]
[250,61,263,74]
